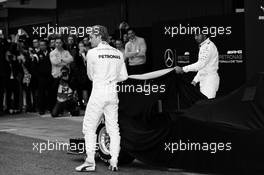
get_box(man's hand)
[191,81,197,86]
[174,66,184,74]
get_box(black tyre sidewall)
[96,123,135,165]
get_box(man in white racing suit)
[76,25,128,172]
[175,34,220,99]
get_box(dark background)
[0,0,263,96]
[244,0,264,80]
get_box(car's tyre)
[96,123,135,165]
[96,123,111,163]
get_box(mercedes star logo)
[164,49,174,68]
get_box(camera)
[61,66,70,77]
[62,71,69,77]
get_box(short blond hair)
[91,25,109,41]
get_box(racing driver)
[75,25,128,172]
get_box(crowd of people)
[0,22,148,116]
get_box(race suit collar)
[199,38,210,47]
[98,41,109,47]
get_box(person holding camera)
[0,35,8,114]
[19,38,37,112]
[5,43,23,114]
[50,36,73,110]
[51,66,79,117]
[70,41,91,109]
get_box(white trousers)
[82,87,120,163]
[199,74,220,99]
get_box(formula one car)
[69,68,264,173]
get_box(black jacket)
[36,50,52,78]
[0,39,9,77]
[6,58,23,81]
[70,53,90,89]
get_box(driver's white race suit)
[83,41,128,164]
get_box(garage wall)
[57,0,123,35]
[5,0,234,35]
[6,0,123,35]
[244,0,264,79]
[8,8,55,28]
[127,0,233,27]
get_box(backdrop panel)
[152,14,246,96]
[244,0,264,79]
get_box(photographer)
[51,66,79,117]
[50,36,73,110]
[24,38,40,112]
[0,34,8,114]
[17,38,35,112]
[70,41,91,109]
[5,43,23,114]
